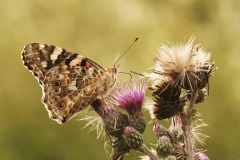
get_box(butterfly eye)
[55,88,61,93]
[112,67,118,74]
[54,81,61,87]
[58,101,66,110]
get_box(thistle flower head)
[153,36,217,90]
[110,79,147,115]
[144,95,186,120]
[91,99,129,137]
[149,76,181,101]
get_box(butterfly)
[21,43,119,124]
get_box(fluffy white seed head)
[153,36,216,90]
[155,36,210,74]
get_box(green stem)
[138,144,159,160]
[189,90,198,113]
[181,90,198,160]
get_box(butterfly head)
[107,64,120,78]
[105,64,120,90]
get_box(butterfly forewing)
[22,43,79,84]
[22,43,118,124]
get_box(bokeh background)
[1,0,239,159]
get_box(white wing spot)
[88,68,93,76]
[39,44,45,49]
[51,47,63,60]
[68,81,77,90]
[41,61,47,67]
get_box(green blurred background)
[1,0,239,159]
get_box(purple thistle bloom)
[110,80,147,115]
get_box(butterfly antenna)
[130,71,148,77]
[119,71,133,82]
[113,37,139,66]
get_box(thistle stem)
[138,144,159,160]
[189,90,198,111]
[181,90,198,160]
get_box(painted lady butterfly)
[21,43,119,124]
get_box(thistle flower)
[149,76,181,101]
[110,80,147,114]
[145,95,187,120]
[146,36,217,122]
[91,99,129,137]
[110,80,147,133]
[152,36,217,90]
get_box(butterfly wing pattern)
[22,43,118,124]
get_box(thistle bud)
[156,136,173,158]
[129,113,146,134]
[171,126,184,143]
[153,123,172,140]
[124,126,143,150]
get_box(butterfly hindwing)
[42,65,109,123]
